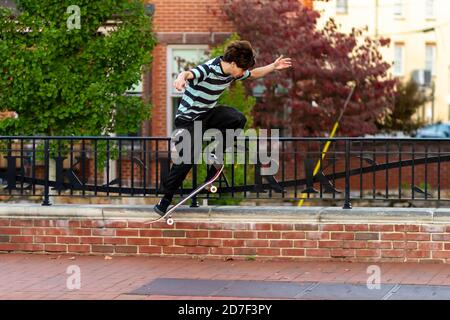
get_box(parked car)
[415,123,450,138]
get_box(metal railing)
[0,136,449,208]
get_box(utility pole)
[375,0,379,37]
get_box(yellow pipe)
[297,122,339,207]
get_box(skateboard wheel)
[210,186,217,193]
[166,218,174,226]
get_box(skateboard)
[146,156,224,226]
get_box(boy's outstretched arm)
[250,55,292,79]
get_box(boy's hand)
[249,55,292,79]
[174,78,188,92]
[273,55,292,70]
[174,71,194,91]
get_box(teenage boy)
[154,40,292,215]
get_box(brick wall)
[278,143,450,193]
[2,217,450,263]
[279,158,450,193]
[150,0,235,33]
[150,44,168,137]
[150,0,312,33]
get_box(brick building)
[144,0,313,138]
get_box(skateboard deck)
[146,159,224,225]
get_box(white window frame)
[425,0,436,19]
[166,45,209,135]
[445,66,450,121]
[393,0,404,17]
[425,44,436,76]
[393,44,405,76]
[336,0,348,14]
[447,67,450,121]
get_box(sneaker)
[154,198,171,217]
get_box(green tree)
[0,0,156,136]
[377,79,428,134]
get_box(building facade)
[314,0,450,124]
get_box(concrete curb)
[0,204,448,224]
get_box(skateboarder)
[154,40,292,215]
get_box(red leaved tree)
[222,0,397,137]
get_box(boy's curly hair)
[223,40,256,70]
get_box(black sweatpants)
[161,106,246,202]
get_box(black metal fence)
[0,136,449,208]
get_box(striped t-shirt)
[175,56,251,121]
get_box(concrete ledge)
[0,204,448,224]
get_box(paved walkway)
[1,253,450,300]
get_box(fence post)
[42,139,51,206]
[343,139,352,209]
[190,164,199,208]
[6,142,17,191]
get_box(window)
[425,44,436,76]
[425,0,435,19]
[448,67,450,120]
[393,44,405,76]
[448,66,450,96]
[393,0,404,17]
[252,79,265,101]
[336,0,348,14]
[167,45,209,135]
[448,66,450,92]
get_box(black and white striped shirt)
[176,56,251,121]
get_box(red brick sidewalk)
[1,253,450,300]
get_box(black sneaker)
[154,198,171,217]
